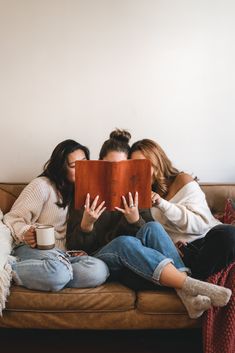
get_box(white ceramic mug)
[36,225,55,250]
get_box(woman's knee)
[72,257,109,287]
[12,256,73,292]
[137,221,168,241]
[141,221,165,234]
[107,235,137,249]
[91,258,110,286]
[40,257,73,291]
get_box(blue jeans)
[12,245,109,291]
[95,222,189,285]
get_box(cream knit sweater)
[3,177,68,250]
[150,181,221,244]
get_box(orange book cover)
[75,159,152,211]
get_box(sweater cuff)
[132,217,145,228]
[156,199,171,213]
[122,216,145,231]
[14,225,32,243]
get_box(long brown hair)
[40,139,90,208]
[130,139,180,197]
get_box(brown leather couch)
[0,182,234,330]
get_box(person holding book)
[66,129,231,319]
[130,138,235,282]
[3,139,109,292]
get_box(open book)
[75,159,152,211]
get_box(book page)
[75,160,152,211]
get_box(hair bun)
[109,129,131,144]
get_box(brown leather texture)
[0,310,200,330]
[6,283,135,312]
[0,182,234,329]
[136,288,187,314]
[0,183,26,213]
[75,160,152,211]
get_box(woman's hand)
[81,193,106,232]
[175,240,188,258]
[151,191,162,207]
[115,192,139,224]
[22,226,37,248]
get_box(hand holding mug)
[22,226,37,248]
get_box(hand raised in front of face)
[80,193,106,233]
[115,191,139,224]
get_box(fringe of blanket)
[0,263,12,316]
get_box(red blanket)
[202,262,235,353]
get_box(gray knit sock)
[176,289,212,319]
[182,276,232,307]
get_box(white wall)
[0,0,235,182]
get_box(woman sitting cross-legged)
[3,139,109,291]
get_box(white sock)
[176,289,211,319]
[182,276,232,307]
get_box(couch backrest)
[201,184,235,213]
[0,182,235,215]
[0,183,26,214]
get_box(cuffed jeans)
[12,245,109,291]
[95,222,189,285]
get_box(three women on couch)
[4,130,234,319]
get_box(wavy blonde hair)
[130,139,180,197]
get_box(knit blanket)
[0,210,13,315]
[202,262,235,353]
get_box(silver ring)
[129,204,134,208]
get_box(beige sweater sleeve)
[155,198,212,234]
[3,178,48,242]
[151,182,220,235]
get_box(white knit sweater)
[3,177,68,250]
[150,181,221,244]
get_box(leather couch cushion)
[137,288,186,314]
[6,282,135,312]
[0,184,26,214]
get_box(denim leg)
[95,236,167,284]
[95,222,189,285]
[66,256,109,288]
[12,245,73,291]
[136,222,188,272]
